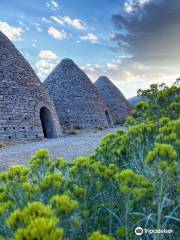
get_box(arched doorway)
[105,110,113,127]
[40,107,55,138]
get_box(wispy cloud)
[36,26,43,32]
[51,15,86,30]
[18,20,30,31]
[42,17,51,23]
[46,0,59,11]
[51,16,64,25]
[48,26,66,40]
[110,0,180,93]
[32,39,38,48]
[107,62,118,70]
[0,21,23,41]
[81,64,106,81]
[80,33,98,43]
[62,16,85,30]
[39,50,58,60]
[31,22,43,32]
[36,49,59,79]
[112,0,180,61]
[124,0,152,13]
[36,59,55,79]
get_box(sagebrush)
[0,81,179,239]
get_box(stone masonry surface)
[95,76,131,124]
[44,59,113,129]
[0,31,62,141]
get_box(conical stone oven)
[0,31,62,141]
[95,76,131,124]
[44,59,113,129]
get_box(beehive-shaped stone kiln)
[95,76,131,124]
[0,31,62,141]
[44,59,113,129]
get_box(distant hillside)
[128,96,142,108]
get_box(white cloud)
[138,0,152,5]
[48,26,66,40]
[18,20,30,31]
[80,33,98,43]
[124,2,134,13]
[46,0,59,10]
[32,39,38,48]
[36,27,43,32]
[51,15,86,30]
[42,17,51,23]
[62,16,85,30]
[31,22,43,32]
[124,0,152,13]
[106,58,122,70]
[82,56,179,98]
[0,21,23,41]
[18,20,24,25]
[39,50,58,60]
[51,16,64,25]
[107,62,118,70]
[51,0,58,8]
[36,49,59,79]
[81,64,106,81]
[35,59,55,79]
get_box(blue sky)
[0,0,180,98]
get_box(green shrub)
[0,81,179,239]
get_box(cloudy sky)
[0,0,180,98]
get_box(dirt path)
[0,129,115,171]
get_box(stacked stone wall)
[0,31,62,141]
[95,76,131,124]
[44,59,113,129]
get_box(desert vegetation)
[0,81,179,239]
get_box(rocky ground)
[0,128,116,171]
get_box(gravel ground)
[0,128,115,171]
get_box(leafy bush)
[0,81,179,239]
